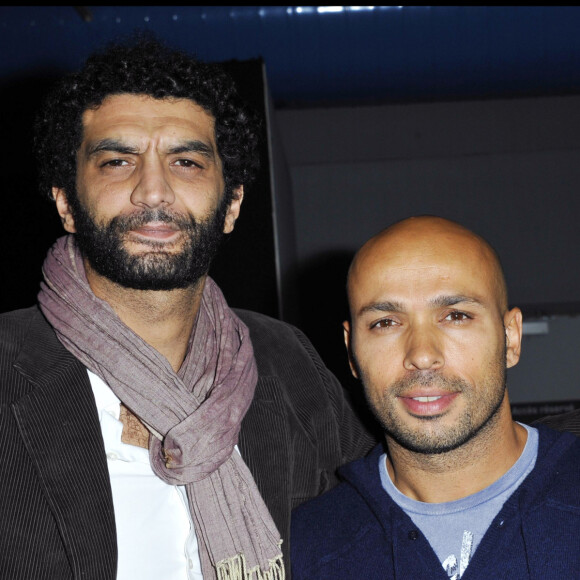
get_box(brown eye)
[174,159,201,168]
[445,311,471,322]
[371,318,396,329]
[102,159,128,167]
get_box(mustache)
[109,209,196,233]
[389,371,468,397]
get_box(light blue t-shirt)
[379,424,538,579]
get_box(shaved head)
[348,216,508,319]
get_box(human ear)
[504,307,523,368]
[53,188,77,233]
[343,320,359,379]
[223,185,244,234]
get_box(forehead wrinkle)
[81,95,218,154]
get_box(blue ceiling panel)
[1,6,580,106]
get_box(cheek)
[352,340,400,385]
[446,333,505,384]
[82,180,133,219]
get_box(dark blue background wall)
[2,6,580,107]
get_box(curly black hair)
[34,33,261,204]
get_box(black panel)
[209,59,279,318]
[0,73,63,313]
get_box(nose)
[403,325,444,371]
[130,157,175,209]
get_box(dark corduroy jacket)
[291,426,580,580]
[0,305,375,579]
[534,408,580,437]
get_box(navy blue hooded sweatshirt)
[292,425,580,580]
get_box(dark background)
[1,7,580,423]
[3,6,580,318]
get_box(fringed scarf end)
[216,552,285,580]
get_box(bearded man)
[0,36,375,579]
[291,216,580,580]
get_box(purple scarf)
[38,235,284,579]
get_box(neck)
[85,262,205,372]
[385,398,528,503]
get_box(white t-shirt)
[89,370,203,580]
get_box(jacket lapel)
[239,375,292,571]
[11,308,117,579]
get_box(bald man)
[291,216,580,580]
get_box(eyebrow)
[167,140,215,158]
[86,138,139,156]
[358,301,405,316]
[357,294,486,317]
[430,295,486,308]
[86,138,215,158]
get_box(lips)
[398,391,460,416]
[128,222,180,241]
[412,395,443,403]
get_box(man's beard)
[68,193,230,291]
[358,349,507,455]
